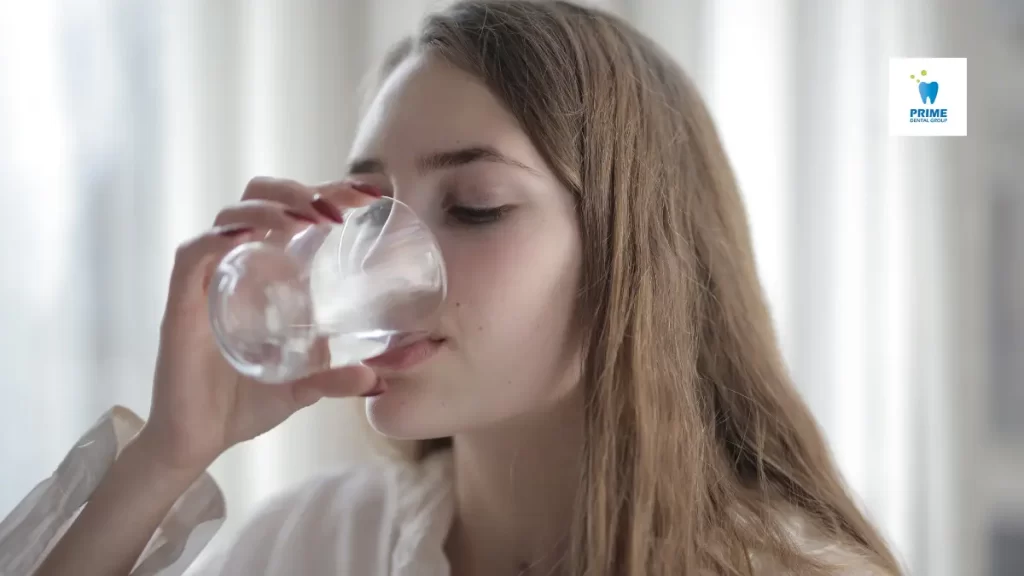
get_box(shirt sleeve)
[0,406,226,576]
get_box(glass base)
[209,243,318,384]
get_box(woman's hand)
[140,177,382,473]
[34,178,384,576]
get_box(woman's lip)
[362,337,445,371]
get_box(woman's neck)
[445,391,584,576]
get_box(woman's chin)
[363,391,446,440]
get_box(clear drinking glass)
[208,196,446,384]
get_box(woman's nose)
[385,176,434,221]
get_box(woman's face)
[349,53,582,439]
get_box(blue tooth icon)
[918,81,939,104]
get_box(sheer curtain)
[0,1,1003,574]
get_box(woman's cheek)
[441,232,522,315]
[441,219,532,283]
[453,228,577,330]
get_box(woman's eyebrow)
[346,145,541,177]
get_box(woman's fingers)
[311,181,383,209]
[240,177,324,218]
[208,179,384,247]
[213,199,320,232]
[227,365,377,439]
[240,177,382,220]
[167,225,256,303]
[289,364,380,404]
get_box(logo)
[913,71,939,104]
[889,58,967,137]
[908,69,947,123]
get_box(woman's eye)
[445,205,510,225]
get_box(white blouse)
[0,406,454,576]
[0,407,889,575]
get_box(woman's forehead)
[348,53,535,173]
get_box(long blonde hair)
[371,1,902,574]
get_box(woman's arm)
[0,406,225,576]
[3,181,379,575]
[33,430,208,576]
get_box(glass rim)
[343,195,448,304]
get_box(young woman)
[4,1,901,574]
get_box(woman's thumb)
[290,364,378,405]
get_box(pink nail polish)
[311,195,344,223]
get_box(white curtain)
[0,1,1010,574]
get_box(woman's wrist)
[121,429,211,495]
[33,423,212,576]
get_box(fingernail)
[283,209,319,224]
[311,194,344,223]
[350,182,384,198]
[216,225,253,238]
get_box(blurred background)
[0,0,1019,574]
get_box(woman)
[3,1,901,574]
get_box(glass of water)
[208,196,446,384]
